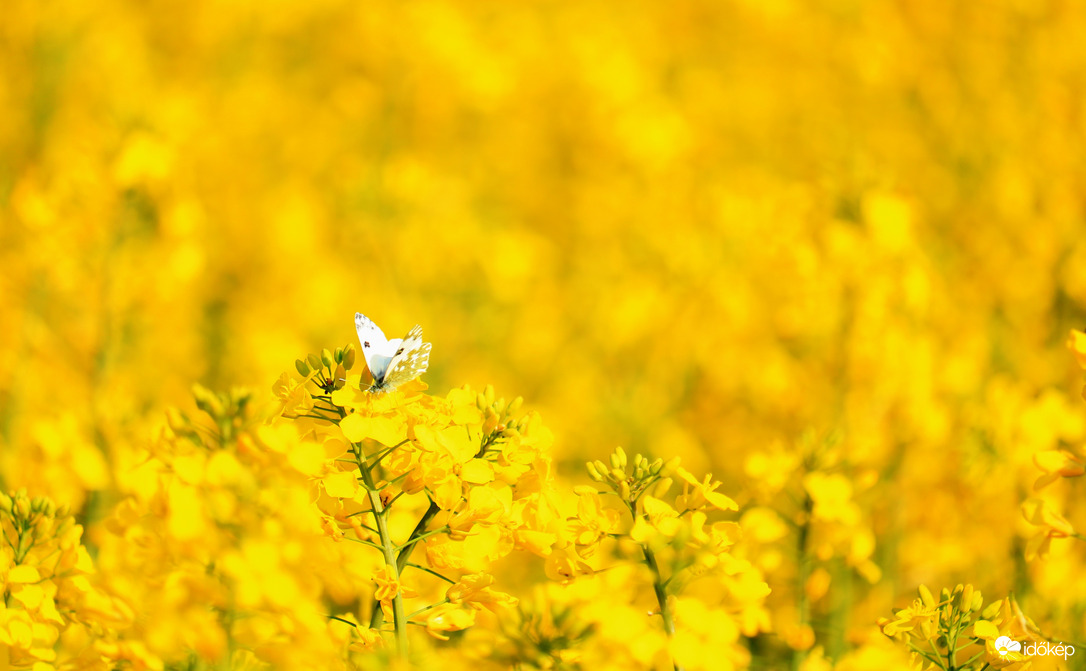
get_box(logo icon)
[993,636,1075,660]
[995,636,1022,657]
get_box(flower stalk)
[368,500,441,630]
[354,444,410,657]
[642,544,679,669]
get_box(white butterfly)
[354,313,432,393]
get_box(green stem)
[328,615,358,628]
[365,431,492,628]
[406,562,456,584]
[909,644,947,670]
[368,439,412,468]
[396,525,450,551]
[643,544,681,671]
[947,621,959,671]
[792,493,813,671]
[959,649,985,667]
[623,497,680,671]
[344,537,384,551]
[357,452,409,657]
[370,500,441,629]
[928,640,949,670]
[407,598,450,619]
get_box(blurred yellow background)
[4,0,1086,663]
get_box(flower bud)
[307,353,323,371]
[0,493,12,514]
[165,407,187,433]
[15,494,30,517]
[334,347,344,364]
[193,384,223,418]
[960,585,974,613]
[321,348,334,368]
[295,358,311,376]
[610,468,626,483]
[334,364,347,389]
[619,480,632,500]
[507,397,523,415]
[586,462,603,481]
[477,394,487,411]
[918,584,936,608]
[615,447,627,469]
[343,345,357,370]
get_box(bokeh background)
[4,0,1086,666]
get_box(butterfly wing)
[355,313,397,382]
[377,324,432,391]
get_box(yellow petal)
[12,584,45,610]
[1068,330,1086,369]
[288,440,326,476]
[323,470,360,498]
[167,485,207,541]
[705,490,738,511]
[460,459,495,485]
[330,384,367,408]
[972,619,999,639]
[74,547,95,574]
[7,565,41,583]
[434,478,463,510]
[642,495,678,519]
[1034,450,1070,474]
[368,417,407,447]
[339,413,369,442]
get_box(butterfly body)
[354,313,431,392]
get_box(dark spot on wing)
[395,347,404,355]
[364,342,370,347]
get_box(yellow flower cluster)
[566,447,769,670]
[736,432,883,660]
[276,343,562,656]
[880,585,1047,671]
[93,385,360,669]
[1,490,134,670]
[6,0,1086,668]
[1019,331,1086,561]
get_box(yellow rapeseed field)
[3,1,1086,669]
